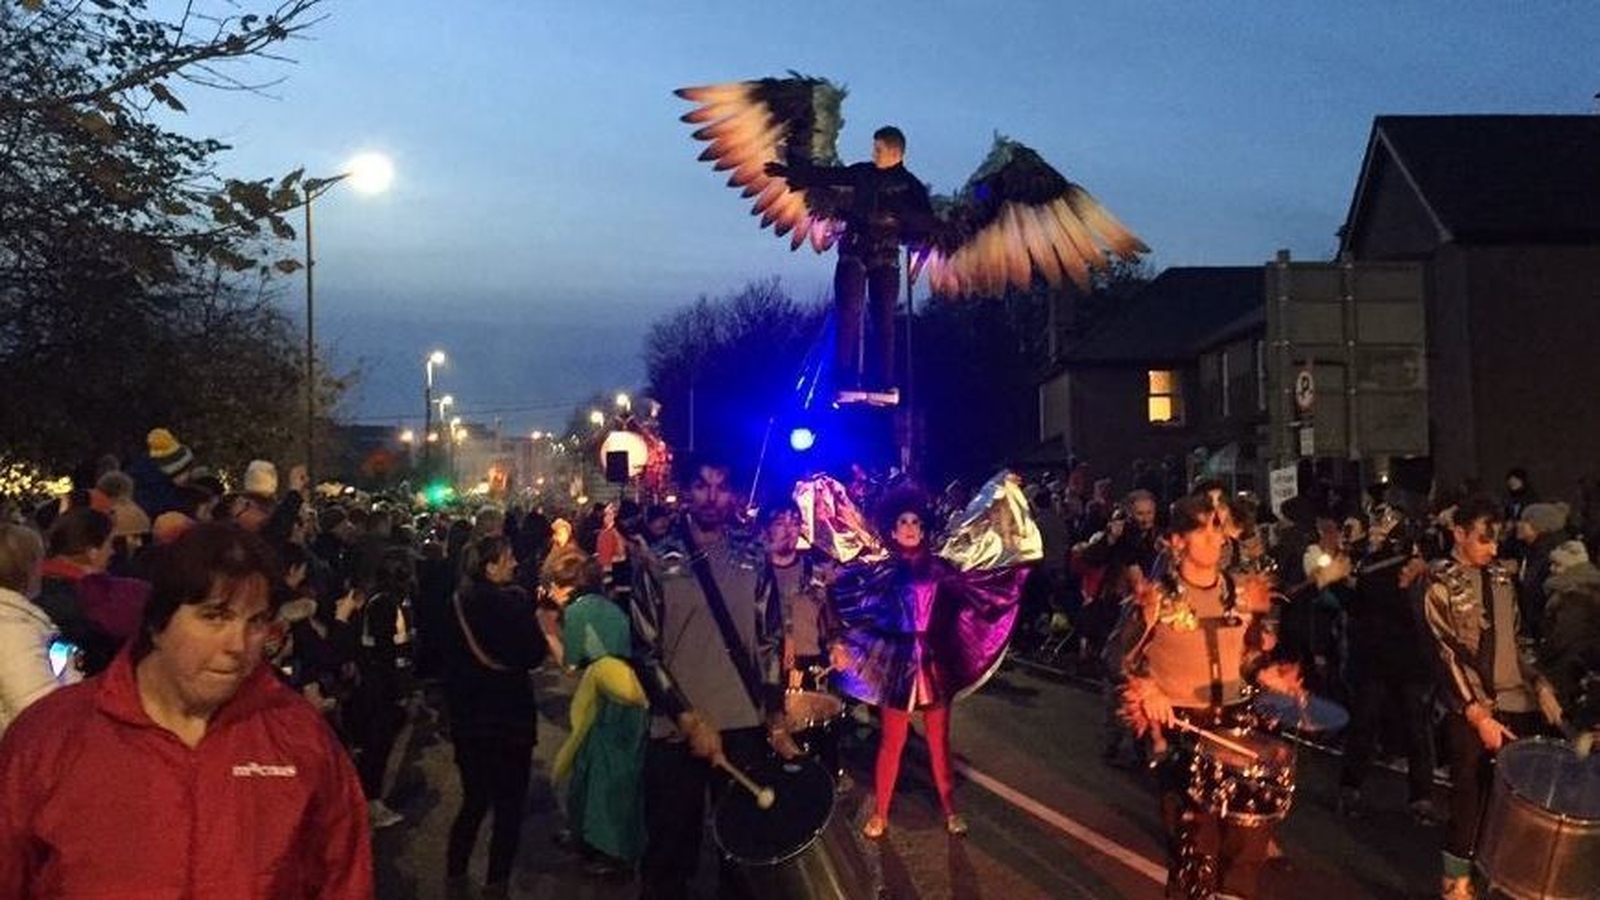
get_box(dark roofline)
[1343,114,1600,253]
[1340,119,1452,255]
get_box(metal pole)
[901,248,915,473]
[304,196,316,486]
[423,382,432,472]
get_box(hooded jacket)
[0,588,80,738]
[0,647,372,898]
[1541,561,1600,727]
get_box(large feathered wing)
[915,136,1149,297]
[675,75,848,252]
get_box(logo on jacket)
[232,762,299,777]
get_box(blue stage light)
[789,427,816,452]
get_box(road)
[373,663,1443,899]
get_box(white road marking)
[956,758,1167,885]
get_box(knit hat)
[147,428,194,477]
[243,460,279,498]
[152,511,194,546]
[109,499,152,539]
[1549,539,1589,574]
[1520,501,1569,535]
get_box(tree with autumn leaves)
[0,0,347,475]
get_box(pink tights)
[874,705,954,819]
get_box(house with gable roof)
[1340,114,1600,494]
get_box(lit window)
[1148,370,1183,425]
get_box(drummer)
[758,501,845,780]
[627,458,801,900]
[1108,493,1303,899]
[1418,495,1565,900]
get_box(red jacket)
[0,647,373,898]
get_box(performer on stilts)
[796,472,1040,838]
[763,126,935,401]
[675,73,1150,399]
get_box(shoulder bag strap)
[452,591,510,673]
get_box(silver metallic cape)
[937,471,1043,571]
[793,474,886,564]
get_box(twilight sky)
[173,0,1598,435]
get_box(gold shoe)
[945,813,969,836]
[861,815,887,839]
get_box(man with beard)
[628,460,798,899]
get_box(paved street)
[375,664,1442,899]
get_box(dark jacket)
[445,579,546,744]
[787,161,937,266]
[1540,562,1600,728]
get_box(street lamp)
[588,409,605,427]
[302,150,394,485]
[423,350,446,470]
[615,392,631,411]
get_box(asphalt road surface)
[374,663,1444,899]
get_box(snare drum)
[1185,728,1297,825]
[1476,737,1600,900]
[783,690,845,754]
[713,757,877,900]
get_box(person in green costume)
[550,551,648,876]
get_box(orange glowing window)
[1147,370,1183,425]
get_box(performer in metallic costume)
[1108,494,1300,899]
[799,472,1040,839]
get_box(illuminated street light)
[588,409,605,427]
[424,350,446,469]
[346,151,396,195]
[615,392,631,411]
[399,429,415,444]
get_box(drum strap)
[1476,569,1498,694]
[1201,620,1225,709]
[682,527,766,714]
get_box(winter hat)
[1549,539,1589,574]
[147,428,195,477]
[1520,502,1570,535]
[243,460,279,498]
[152,511,194,546]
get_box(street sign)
[1298,425,1316,457]
[1269,465,1299,518]
[1294,369,1316,412]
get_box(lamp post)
[423,350,446,472]
[450,416,464,488]
[302,151,394,486]
[435,395,454,483]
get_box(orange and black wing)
[915,137,1148,297]
[675,75,848,252]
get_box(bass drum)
[1476,737,1600,900]
[713,757,879,900]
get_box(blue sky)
[174,0,1598,433]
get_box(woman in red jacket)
[0,522,373,899]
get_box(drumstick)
[1170,720,1261,761]
[717,758,777,810]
